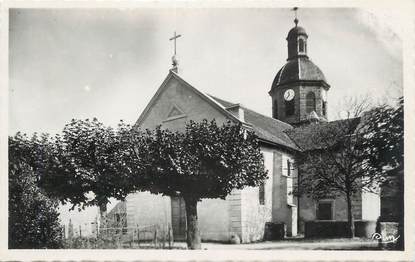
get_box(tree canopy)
[141,120,268,200]
[361,97,403,173]
[34,118,144,213]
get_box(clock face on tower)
[284,89,295,101]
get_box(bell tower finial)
[292,7,299,27]
[286,7,308,61]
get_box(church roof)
[137,70,299,151]
[207,95,235,108]
[272,57,329,88]
[135,71,242,127]
[208,95,299,151]
[244,108,299,151]
[285,118,361,151]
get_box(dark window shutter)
[259,182,265,205]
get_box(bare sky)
[9,8,403,136]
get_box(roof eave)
[257,137,300,153]
[270,79,330,94]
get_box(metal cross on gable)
[169,31,182,56]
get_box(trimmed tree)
[133,120,268,249]
[10,119,147,243]
[39,118,137,230]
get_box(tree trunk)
[183,197,201,249]
[99,202,107,236]
[346,193,355,238]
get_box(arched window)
[285,99,295,116]
[322,101,327,116]
[299,38,305,53]
[273,100,278,118]
[306,92,316,113]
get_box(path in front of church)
[169,238,379,250]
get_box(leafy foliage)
[9,118,266,250]
[361,97,403,173]
[139,120,268,201]
[9,135,63,249]
[40,118,139,211]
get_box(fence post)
[62,224,66,240]
[136,224,140,247]
[96,217,99,239]
[168,224,174,249]
[154,227,158,248]
[130,229,134,248]
[162,227,166,249]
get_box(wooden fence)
[64,224,175,249]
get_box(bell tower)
[269,11,330,126]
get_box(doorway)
[171,196,187,240]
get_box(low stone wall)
[355,220,377,238]
[305,221,348,238]
[378,222,399,237]
[305,220,376,238]
[264,222,286,240]
[376,222,400,250]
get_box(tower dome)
[272,57,328,89]
[287,26,308,39]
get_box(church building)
[122,17,380,243]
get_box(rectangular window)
[259,181,265,205]
[283,157,293,177]
[299,39,305,52]
[317,201,334,220]
[322,101,327,116]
